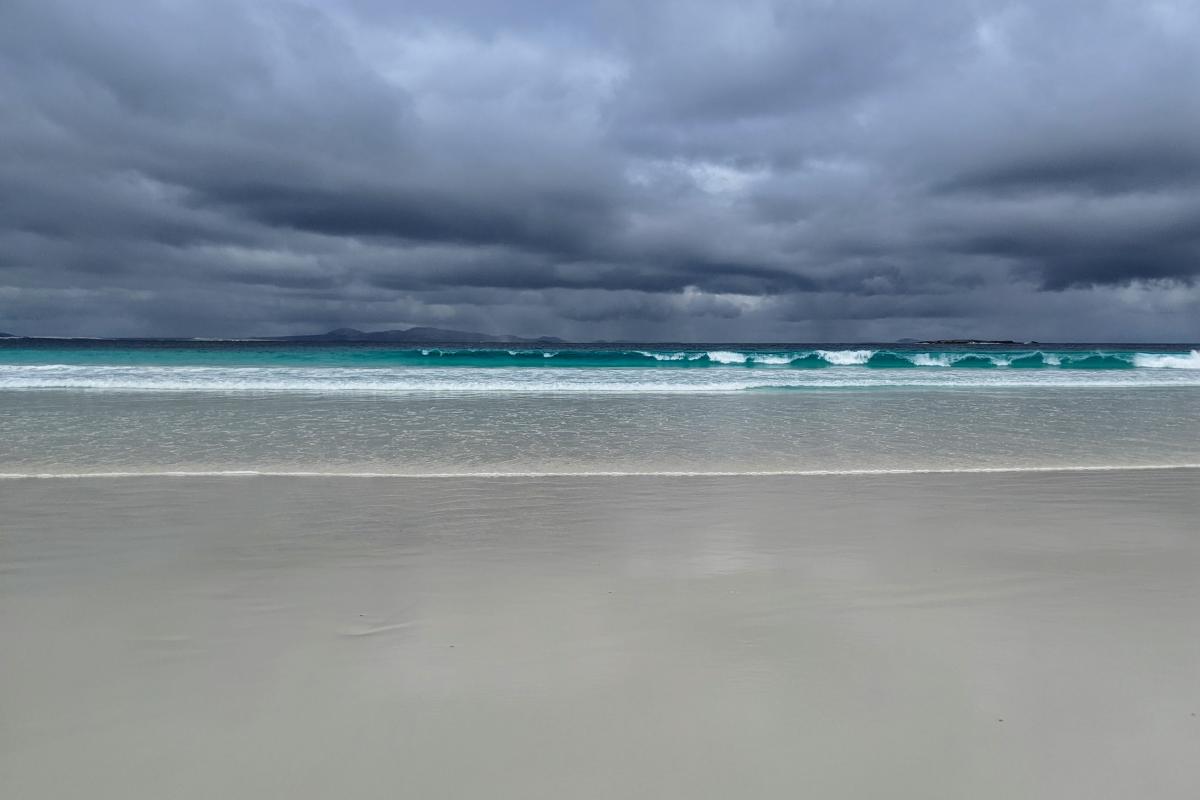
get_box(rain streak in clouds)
[2,0,1199,340]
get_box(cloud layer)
[2,0,1199,340]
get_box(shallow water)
[3,387,1199,475]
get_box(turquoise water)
[1,340,1199,370]
[0,341,1198,394]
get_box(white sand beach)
[3,469,1198,798]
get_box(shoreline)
[3,462,1200,480]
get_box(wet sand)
[2,470,1199,798]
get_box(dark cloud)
[1,0,1199,340]
[938,147,1200,196]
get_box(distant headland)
[920,339,1034,346]
[897,338,1035,346]
[276,327,566,344]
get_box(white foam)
[1132,350,1200,369]
[748,354,795,365]
[3,362,1200,394]
[705,350,748,364]
[2,464,1198,480]
[816,349,874,365]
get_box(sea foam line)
[2,464,1198,480]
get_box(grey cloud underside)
[1,0,1199,339]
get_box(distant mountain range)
[277,326,565,344]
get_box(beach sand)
[2,470,1198,798]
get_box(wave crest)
[816,349,875,366]
[1132,350,1200,369]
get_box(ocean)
[2,339,1199,475]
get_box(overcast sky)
[2,0,1199,340]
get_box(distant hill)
[279,327,565,344]
[0,331,16,338]
[897,338,1031,345]
[918,339,1028,345]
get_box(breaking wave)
[401,347,1200,370]
[2,342,1198,371]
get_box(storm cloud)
[2,0,1199,340]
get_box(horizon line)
[3,334,1200,346]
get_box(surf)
[2,342,1197,371]
[2,363,1200,394]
